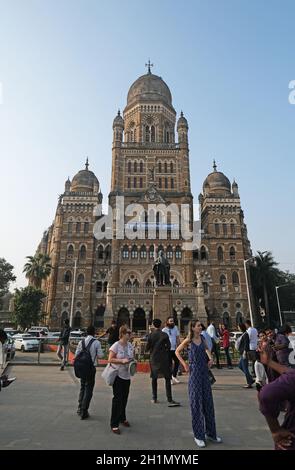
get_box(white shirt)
[201,331,212,351]
[75,335,104,365]
[110,341,134,380]
[206,324,218,341]
[247,327,258,351]
[162,326,180,350]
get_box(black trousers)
[152,377,172,402]
[211,339,220,367]
[78,367,96,412]
[224,347,232,367]
[111,376,130,428]
[169,350,179,378]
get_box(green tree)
[23,253,52,289]
[0,258,16,309]
[13,286,45,330]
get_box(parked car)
[12,334,39,352]
[27,326,49,335]
[2,337,16,360]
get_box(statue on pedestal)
[153,250,171,286]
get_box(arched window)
[146,279,152,287]
[140,245,147,259]
[74,312,81,329]
[127,161,131,173]
[76,222,81,233]
[158,177,162,188]
[145,126,150,142]
[68,222,73,233]
[230,246,236,261]
[149,245,155,259]
[125,279,132,287]
[165,130,169,143]
[215,223,220,236]
[122,245,129,259]
[175,245,182,259]
[134,161,137,173]
[96,281,102,293]
[140,161,143,173]
[103,281,108,293]
[217,246,224,262]
[133,279,139,288]
[236,312,243,326]
[134,128,136,142]
[134,177,137,188]
[84,222,89,234]
[166,245,173,259]
[158,162,162,173]
[223,223,228,236]
[67,245,74,258]
[232,271,240,285]
[200,246,208,261]
[79,245,86,261]
[164,162,168,173]
[151,126,155,142]
[220,274,227,286]
[97,245,104,260]
[64,271,72,283]
[231,223,236,236]
[170,162,174,173]
[131,245,138,259]
[130,130,134,142]
[139,177,143,188]
[105,245,111,261]
[77,274,84,286]
[165,177,168,189]
[202,282,209,295]
[127,177,131,188]
[193,249,198,260]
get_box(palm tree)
[251,251,279,324]
[23,253,52,289]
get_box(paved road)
[0,365,273,450]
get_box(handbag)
[128,360,137,376]
[208,369,216,385]
[101,363,119,386]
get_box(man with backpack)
[74,325,103,420]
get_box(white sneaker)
[205,434,222,443]
[172,376,180,384]
[194,438,206,448]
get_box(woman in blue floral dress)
[176,320,222,448]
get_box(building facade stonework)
[38,68,252,332]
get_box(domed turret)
[65,177,71,192]
[113,110,124,145]
[177,111,188,129]
[71,159,100,193]
[177,111,189,146]
[203,161,231,196]
[112,110,124,129]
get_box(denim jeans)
[57,344,68,366]
[238,356,253,385]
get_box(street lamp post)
[275,284,289,326]
[243,257,256,327]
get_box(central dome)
[127,72,172,107]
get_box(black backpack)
[74,338,96,379]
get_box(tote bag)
[101,363,119,386]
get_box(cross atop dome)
[85,157,89,170]
[145,59,154,74]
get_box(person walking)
[176,320,222,448]
[146,319,180,407]
[57,318,71,371]
[237,323,255,388]
[220,324,233,369]
[106,321,119,347]
[206,321,221,369]
[245,320,258,376]
[108,325,134,435]
[75,325,103,419]
[162,316,181,384]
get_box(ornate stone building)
[38,66,252,332]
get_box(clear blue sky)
[1,0,295,288]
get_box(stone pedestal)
[153,286,173,324]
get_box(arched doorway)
[94,305,105,328]
[180,307,193,335]
[133,308,146,332]
[222,311,231,329]
[117,307,130,327]
[61,311,68,327]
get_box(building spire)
[85,157,89,170]
[145,59,154,74]
[117,109,120,116]
[213,159,217,172]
